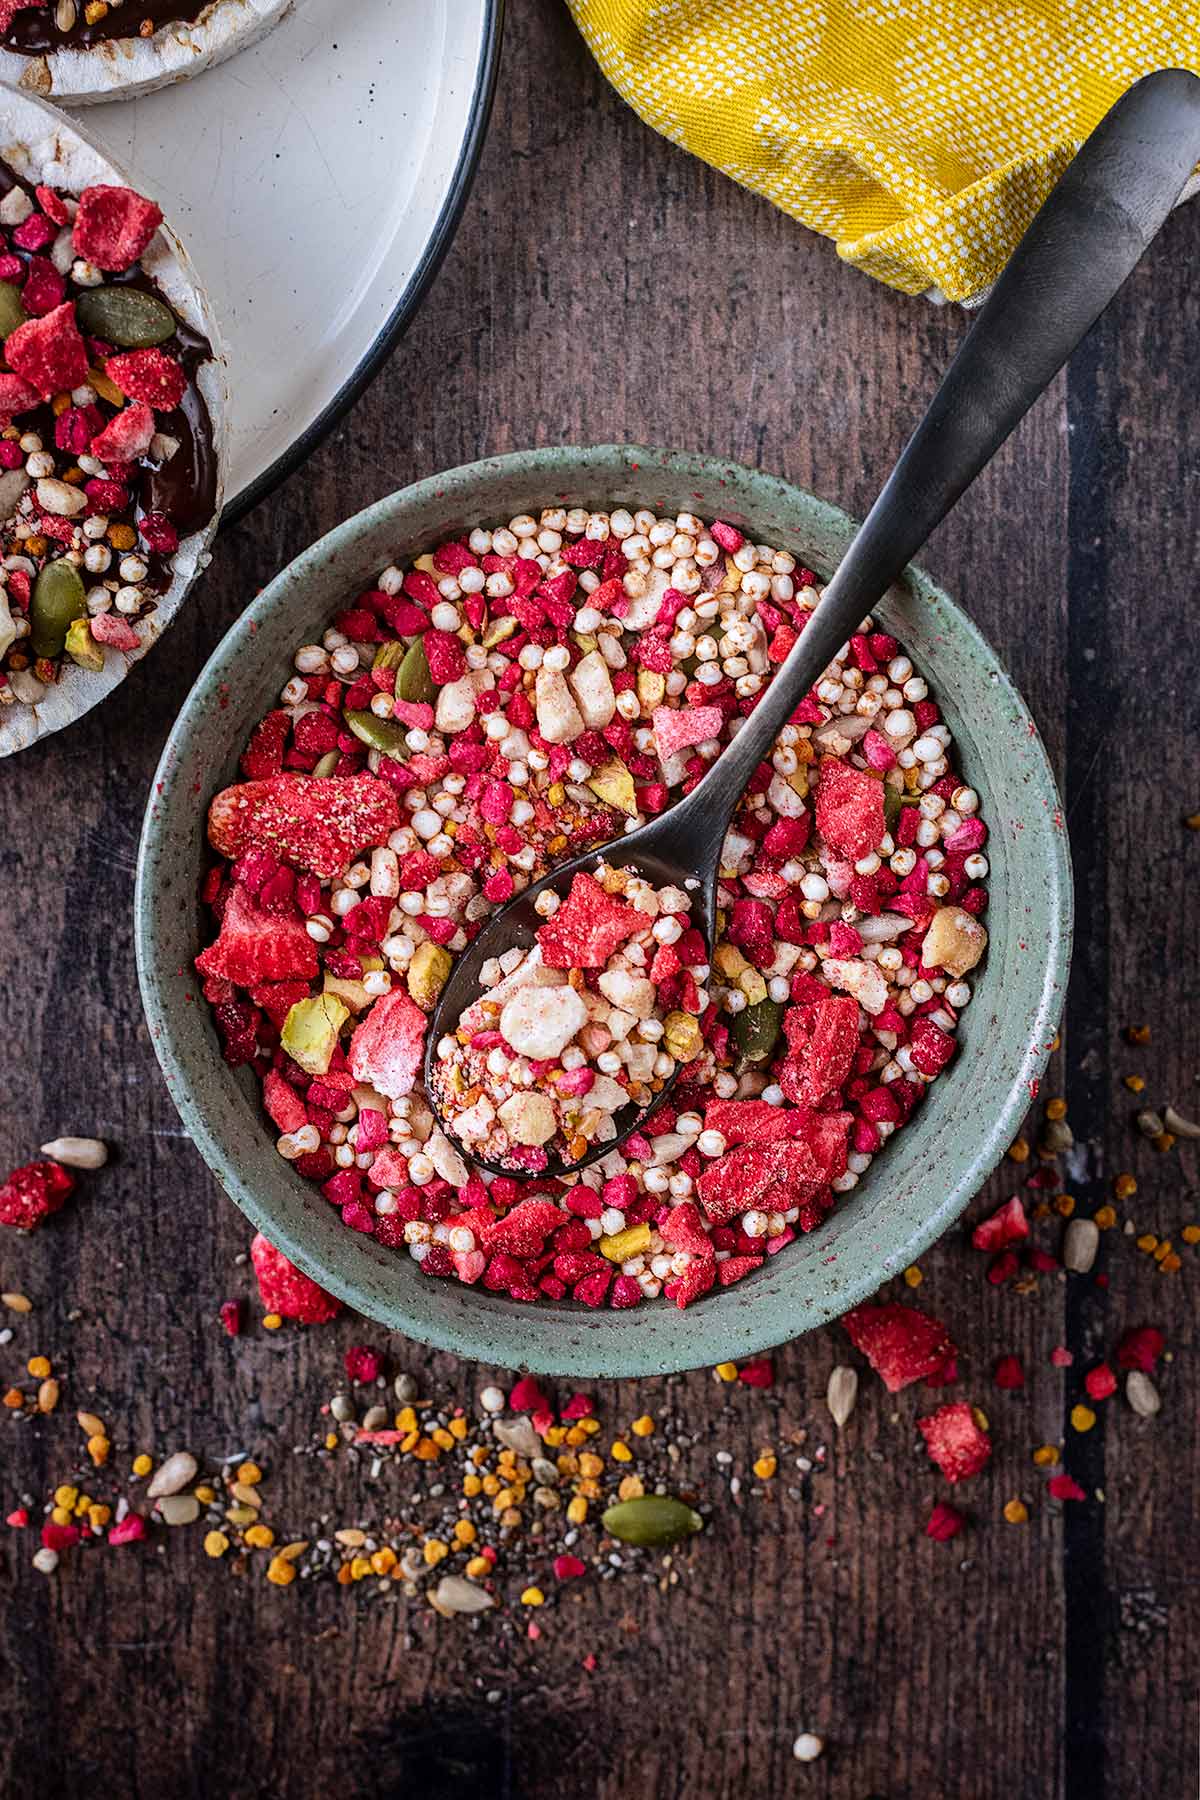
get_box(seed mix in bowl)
[195,504,990,1312]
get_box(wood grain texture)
[0,3,1196,1796]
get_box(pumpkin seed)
[826,1364,858,1428]
[395,635,435,704]
[1063,1218,1099,1274]
[75,285,176,348]
[430,1574,495,1616]
[30,559,86,659]
[601,1494,703,1547]
[159,1494,200,1527]
[372,640,407,672]
[883,782,903,835]
[345,709,407,757]
[0,280,27,341]
[311,750,340,778]
[733,996,784,1070]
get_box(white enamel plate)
[82,0,501,520]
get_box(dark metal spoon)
[425,68,1200,1178]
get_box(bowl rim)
[136,444,1073,1375]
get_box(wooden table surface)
[2,6,1197,1796]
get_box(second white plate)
[78,0,501,520]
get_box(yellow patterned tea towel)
[566,0,1200,302]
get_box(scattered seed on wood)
[38,1136,108,1170]
[159,1494,201,1526]
[76,1410,105,1437]
[1,1293,32,1314]
[1135,1109,1165,1139]
[1125,1371,1161,1417]
[826,1365,859,1428]
[430,1574,495,1616]
[1063,1219,1100,1273]
[1164,1104,1200,1141]
[146,1450,198,1499]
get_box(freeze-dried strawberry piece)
[5,302,88,397]
[240,710,291,780]
[250,982,310,1029]
[780,993,860,1106]
[1115,1326,1164,1372]
[536,870,646,969]
[195,884,318,988]
[207,772,400,880]
[348,988,426,1100]
[909,1017,956,1076]
[88,611,141,651]
[0,371,40,423]
[697,1137,824,1225]
[21,253,65,317]
[90,401,155,464]
[480,1199,564,1257]
[34,183,69,227]
[1084,1363,1117,1401]
[671,1256,716,1309]
[250,1233,341,1324]
[815,757,885,860]
[843,1302,958,1392]
[717,1254,763,1286]
[703,1099,806,1146]
[262,1069,308,1135]
[1048,1473,1087,1501]
[73,183,163,272]
[971,1195,1029,1252]
[925,1502,966,1541]
[994,1354,1025,1390]
[650,703,724,763]
[105,348,186,412]
[0,1159,74,1230]
[727,898,775,968]
[803,1109,852,1184]
[918,1400,991,1483]
[660,1201,712,1257]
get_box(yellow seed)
[1113,1174,1137,1201]
[971,1407,989,1432]
[244,1524,275,1549]
[610,1441,633,1463]
[465,1554,491,1579]
[1123,1074,1145,1093]
[395,1406,418,1434]
[493,1487,517,1512]
[132,1454,153,1478]
[1003,1499,1029,1525]
[423,1538,449,1566]
[87,1435,110,1467]
[542,1425,567,1447]
[51,1507,73,1527]
[463,1474,483,1497]
[903,1265,923,1288]
[27,1356,51,1379]
[54,1485,78,1510]
[1032,1444,1060,1467]
[1136,1233,1158,1254]
[566,1496,588,1526]
[1007,1137,1030,1163]
[1153,1132,1176,1153]
[520,1586,545,1607]
[617,1475,644,1502]
[449,1416,469,1440]
[753,1453,778,1480]
[481,1473,501,1497]
[1,1292,32,1313]
[1153,1239,1174,1263]
[370,1548,398,1575]
[349,1556,371,1581]
[578,1452,604,1478]
[1160,1252,1182,1273]
[76,1411,105,1437]
[1093,1205,1117,1230]
[431,1427,455,1451]
[1055,1194,1075,1217]
[87,1503,111,1530]
[631,1415,654,1437]
[237,1461,262,1486]
[266,1556,297,1586]
[1045,1097,1068,1120]
[262,1313,283,1331]
[204,1531,230,1558]
[714,1362,738,1382]
[400,1431,420,1454]
[453,1519,477,1545]
[1181,1225,1200,1245]
[1071,1405,1096,1433]
[579,1417,600,1436]
[37,1379,59,1414]
[73,1493,91,1516]
[564,1424,587,1446]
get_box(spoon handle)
[675,67,1200,843]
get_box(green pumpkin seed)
[601,1495,703,1548]
[30,559,86,659]
[883,783,903,836]
[395,636,435,704]
[0,280,27,341]
[75,285,175,348]
[345,709,408,757]
[311,750,340,778]
[733,996,784,1070]
[372,640,406,673]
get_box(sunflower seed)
[826,1365,858,1428]
[39,1136,108,1170]
[147,1450,197,1499]
[1063,1218,1099,1273]
[1135,1109,1165,1139]
[1164,1104,1200,1141]
[1125,1371,1161,1417]
[430,1574,495,1616]
[493,1417,541,1459]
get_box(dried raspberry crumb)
[925,1501,966,1541]
[345,1344,383,1384]
[219,1299,243,1338]
[737,1357,774,1389]
[1083,1362,1117,1401]
[1047,1473,1087,1502]
[994,1354,1025,1390]
[1115,1326,1164,1372]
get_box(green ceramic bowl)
[135,446,1072,1377]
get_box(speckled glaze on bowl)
[135,446,1072,1377]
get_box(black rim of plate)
[223,0,505,529]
